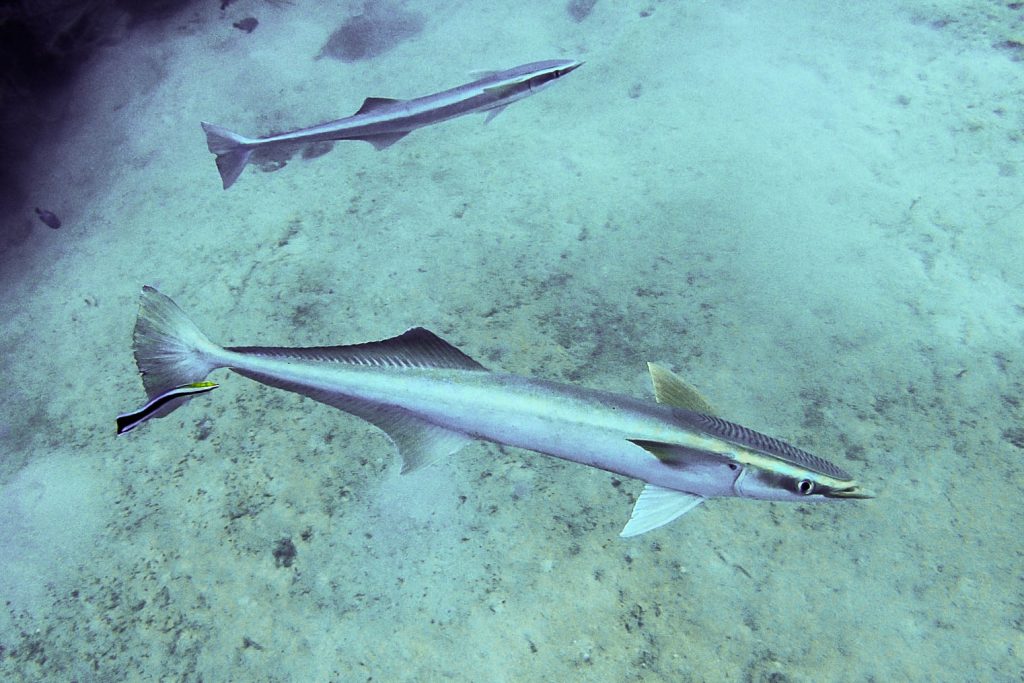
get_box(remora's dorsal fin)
[647,362,716,414]
[620,485,704,537]
[355,97,403,115]
[229,327,487,371]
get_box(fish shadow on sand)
[316,2,425,62]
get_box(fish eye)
[796,479,814,495]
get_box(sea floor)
[1,1,1022,681]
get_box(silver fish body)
[129,287,871,536]
[201,59,582,189]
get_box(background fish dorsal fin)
[647,362,716,414]
[355,97,403,115]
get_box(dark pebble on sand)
[233,17,258,34]
[34,208,61,229]
[273,538,296,567]
[567,0,597,22]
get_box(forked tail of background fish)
[201,122,257,190]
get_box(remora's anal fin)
[226,328,486,472]
[356,132,411,150]
[354,97,404,115]
[646,362,716,414]
[328,400,473,474]
[620,485,704,537]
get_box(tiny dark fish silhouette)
[233,17,258,33]
[34,208,61,229]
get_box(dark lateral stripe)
[116,382,217,435]
[681,410,852,480]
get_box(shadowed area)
[318,2,425,62]
[0,0,194,259]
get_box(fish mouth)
[824,484,874,499]
[562,60,584,75]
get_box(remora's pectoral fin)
[646,362,716,414]
[629,439,734,467]
[620,485,704,537]
[482,105,509,124]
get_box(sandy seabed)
[1,1,1022,681]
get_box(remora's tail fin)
[201,121,255,189]
[133,286,224,420]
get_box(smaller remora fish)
[127,287,872,536]
[116,381,218,435]
[201,59,582,189]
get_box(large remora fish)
[201,59,582,189]
[128,287,871,536]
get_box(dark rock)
[318,6,424,62]
[567,0,597,22]
[233,17,258,34]
[272,537,296,567]
[34,207,61,229]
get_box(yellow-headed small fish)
[116,381,218,435]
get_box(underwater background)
[1,0,1022,680]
